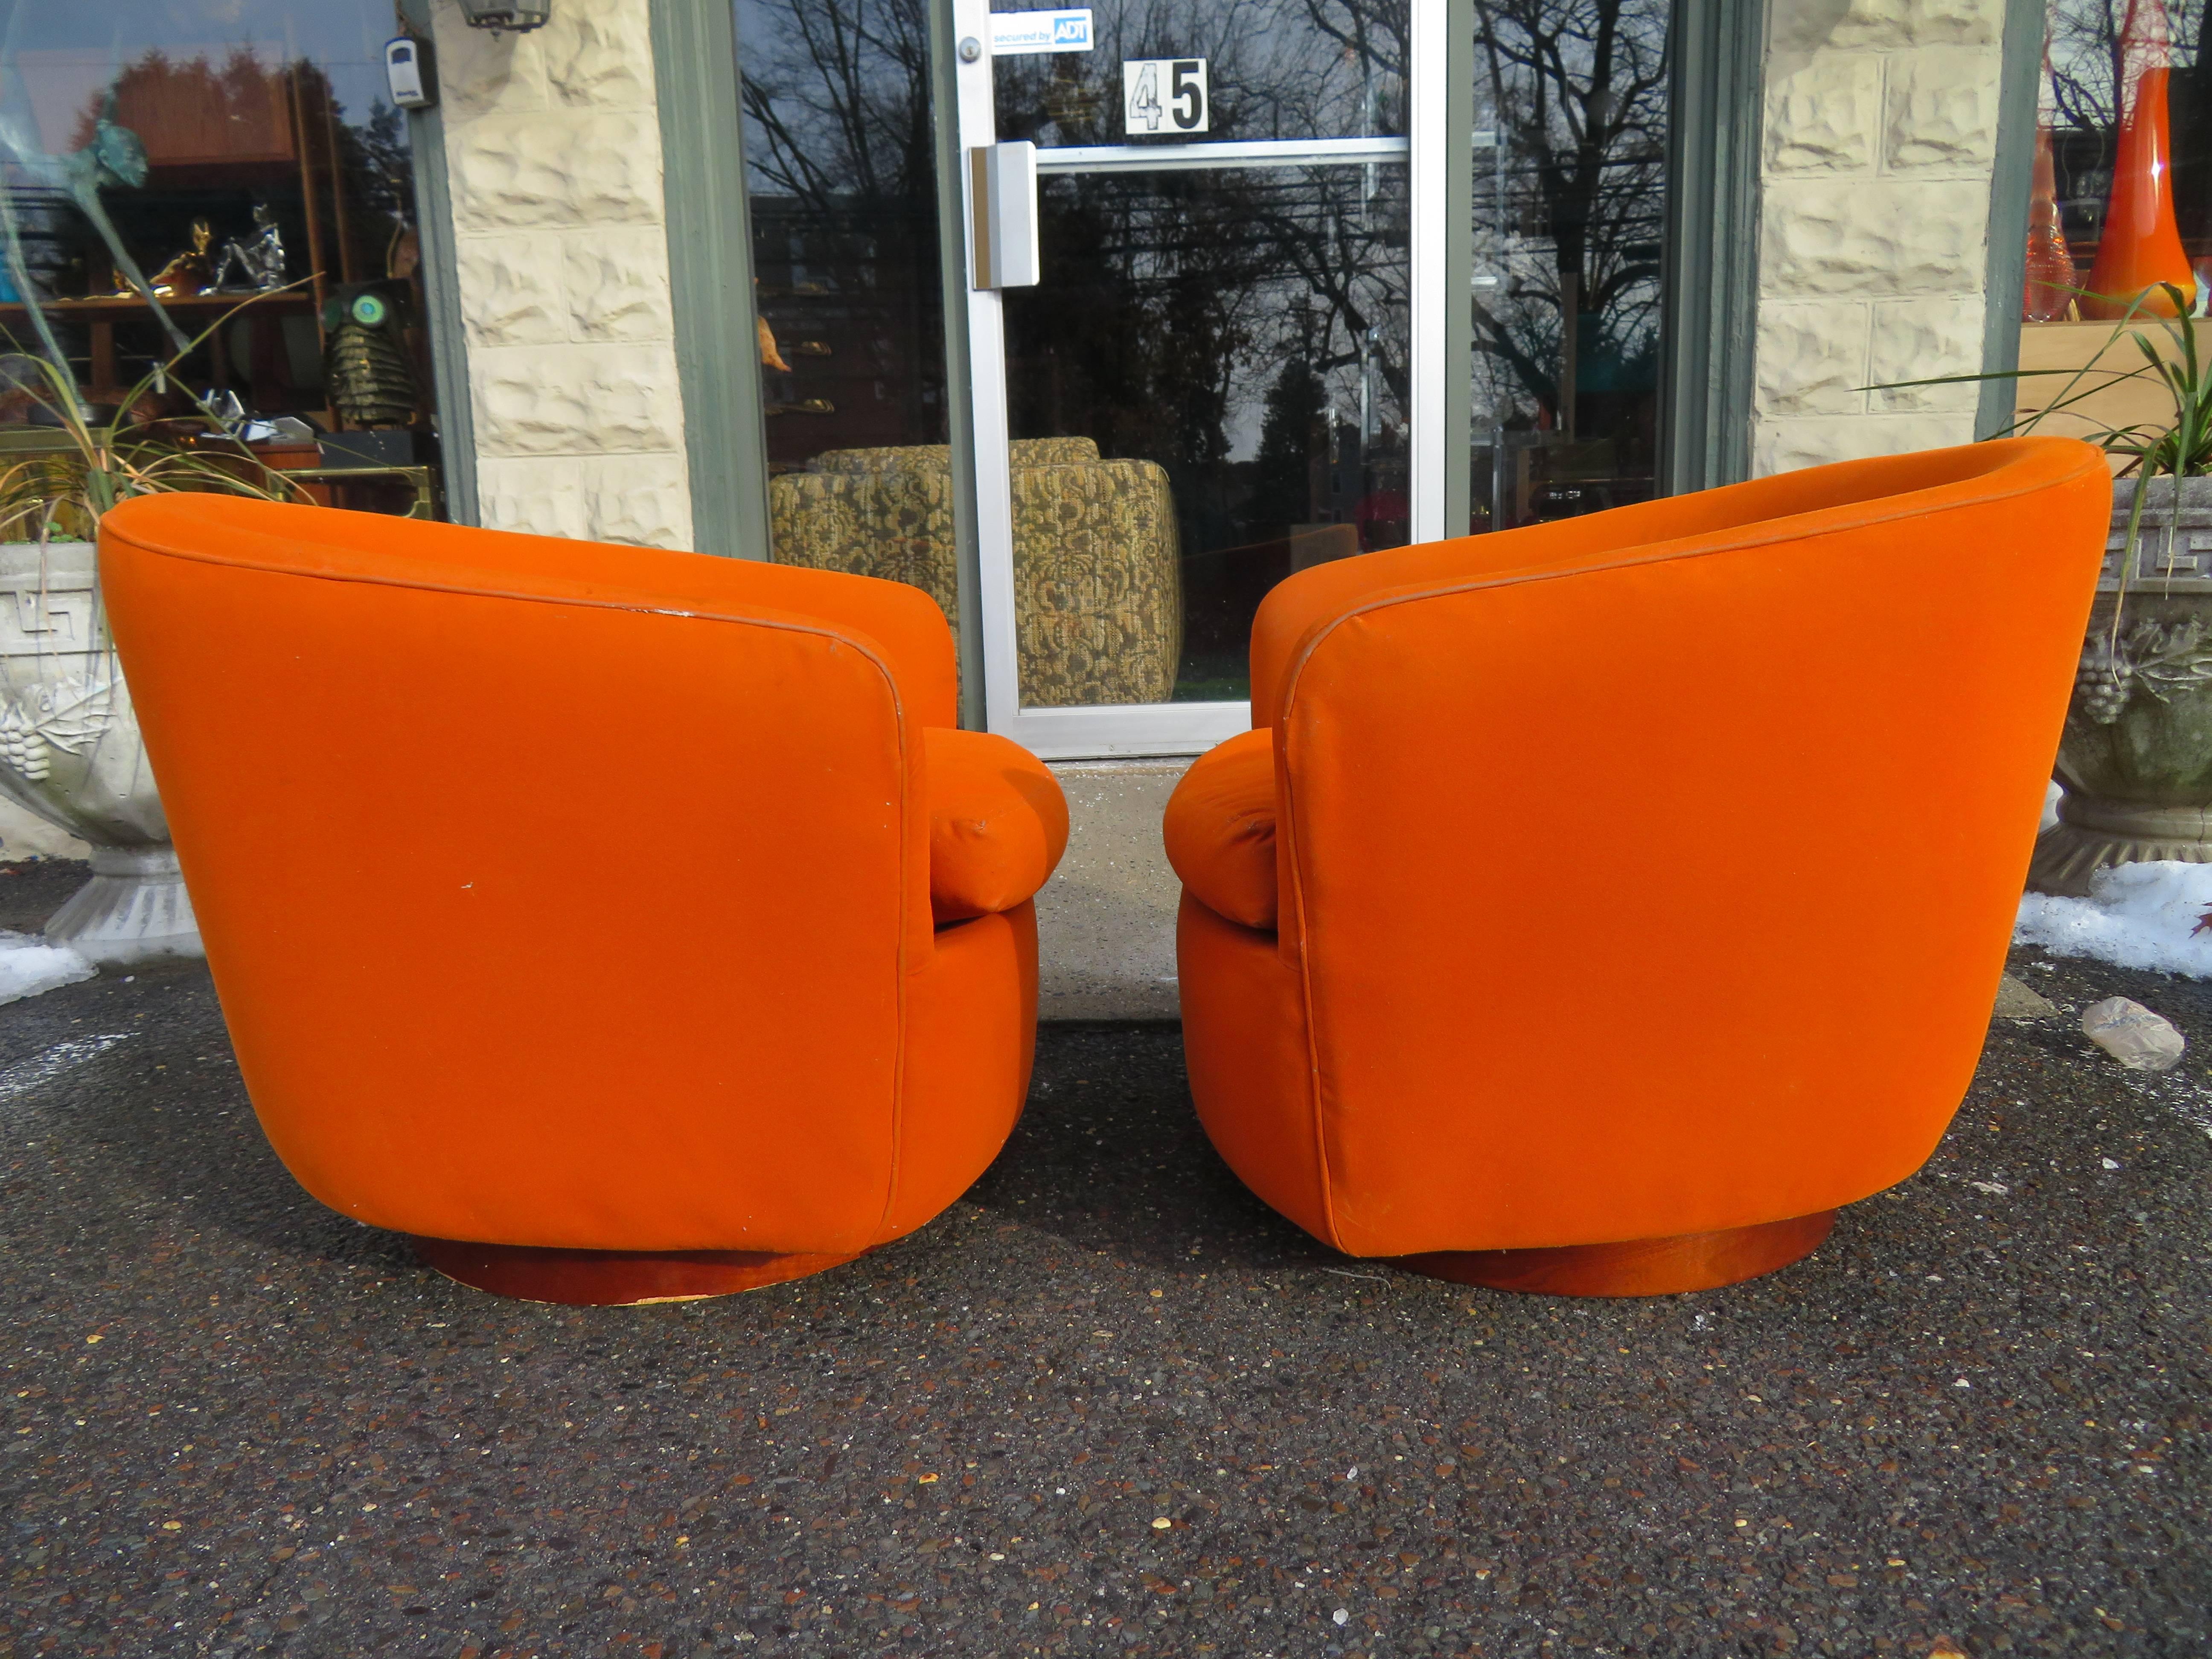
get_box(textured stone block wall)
[1753,0,2005,475]
[432,0,693,548]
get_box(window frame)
[1979,0,2050,442]
[399,0,479,524]
[667,0,1780,748]
[1656,0,1765,495]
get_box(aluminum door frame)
[951,0,1466,760]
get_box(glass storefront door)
[953,0,1444,757]
[742,0,1671,758]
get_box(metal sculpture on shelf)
[149,219,214,297]
[205,204,288,294]
[321,283,420,428]
[0,91,194,381]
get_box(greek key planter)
[0,540,200,962]
[2032,476,2212,896]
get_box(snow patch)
[2015,862,2212,978]
[0,931,95,1005]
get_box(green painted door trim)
[397,0,478,524]
[1657,0,1765,494]
[1979,0,2045,441]
[651,0,773,558]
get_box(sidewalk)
[1,881,2204,1656]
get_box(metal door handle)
[970,142,1039,290]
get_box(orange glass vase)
[2083,65,2197,318]
[2023,125,2076,321]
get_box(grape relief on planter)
[0,676,116,779]
[2076,616,2212,722]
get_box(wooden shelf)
[0,291,316,403]
[0,294,311,315]
[2017,318,2212,464]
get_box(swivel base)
[411,1237,862,1305]
[1392,1211,1835,1297]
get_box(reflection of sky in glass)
[0,0,402,154]
[2043,0,2203,125]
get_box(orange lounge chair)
[99,496,1066,1305]
[1163,439,2110,1295]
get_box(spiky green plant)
[0,288,311,548]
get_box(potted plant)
[0,341,296,962]
[1903,284,2212,896]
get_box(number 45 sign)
[1123,58,1208,134]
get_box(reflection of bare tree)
[993,0,1412,459]
[1011,168,1405,477]
[736,0,1671,481]
[2047,1,2128,136]
[1469,0,1667,433]
[735,0,946,457]
[2042,0,2201,136]
[736,0,934,207]
[2046,2,2210,250]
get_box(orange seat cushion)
[927,728,1069,922]
[1163,726,1277,930]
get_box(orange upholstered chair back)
[1247,438,2109,1252]
[99,495,959,1254]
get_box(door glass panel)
[991,0,1409,708]
[990,1,1406,146]
[1469,1,1669,533]
[736,2,961,641]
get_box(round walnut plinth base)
[1391,1211,1836,1298]
[411,1238,863,1306]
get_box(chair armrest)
[1162,726,1277,930]
[926,728,1069,922]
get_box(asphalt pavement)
[1,859,2206,1658]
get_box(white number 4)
[1123,58,1208,135]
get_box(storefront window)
[2018,2,2210,447]
[1471,0,1671,533]
[0,2,443,517]
[736,0,961,640]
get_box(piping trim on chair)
[101,524,928,1250]
[1266,442,2108,1258]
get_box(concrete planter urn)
[2032,475,2212,896]
[0,539,199,962]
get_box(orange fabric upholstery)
[1173,438,2111,1258]
[97,494,1063,1257]
[1162,725,1278,929]
[926,728,1070,922]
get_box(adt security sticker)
[989,9,1093,54]
[1123,58,1209,134]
